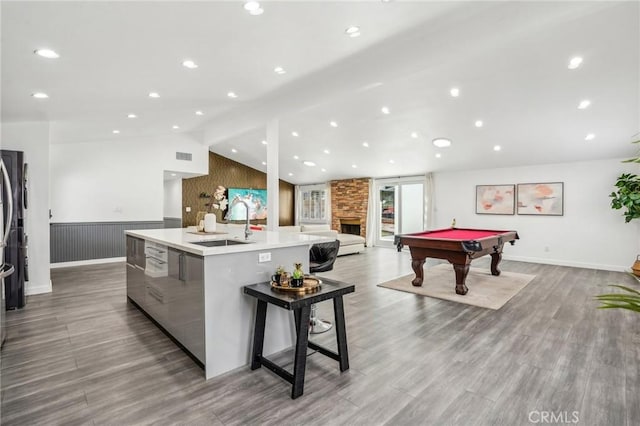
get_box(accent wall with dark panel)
[182,152,295,227]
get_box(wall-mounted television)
[227,188,268,221]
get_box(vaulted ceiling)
[2,1,638,184]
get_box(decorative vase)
[204,213,216,233]
[632,255,640,277]
[195,211,207,231]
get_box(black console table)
[243,278,355,399]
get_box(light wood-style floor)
[1,247,639,425]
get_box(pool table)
[395,228,519,295]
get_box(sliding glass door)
[374,177,425,247]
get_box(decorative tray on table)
[271,276,322,294]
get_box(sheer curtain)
[365,178,375,247]
[425,172,435,230]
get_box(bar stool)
[309,240,340,334]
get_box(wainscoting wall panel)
[163,217,182,228]
[50,221,163,263]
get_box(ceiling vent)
[176,152,192,161]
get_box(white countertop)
[125,225,330,256]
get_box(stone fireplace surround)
[330,178,369,240]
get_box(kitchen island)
[125,225,329,379]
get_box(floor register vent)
[176,152,192,161]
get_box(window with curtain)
[298,183,329,223]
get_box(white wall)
[50,133,207,222]
[1,121,51,295]
[433,158,639,272]
[163,178,182,218]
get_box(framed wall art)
[475,184,516,215]
[517,182,564,216]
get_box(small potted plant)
[272,266,286,285]
[291,262,304,287]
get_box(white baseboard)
[50,257,126,269]
[26,280,52,295]
[502,255,629,273]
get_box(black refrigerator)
[1,150,27,311]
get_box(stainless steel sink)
[191,239,253,247]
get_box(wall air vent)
[176,152,192,161]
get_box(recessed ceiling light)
[244,1,263,15]
[303,161,316,167]
[435,153,442,158]
[321,168,326,172]
[262,161,267,165]
[231,148,238,153]
[362,142,369,148]
[345,26,361,37]
[323,149,330,154]
[352,164,357,168]
[195,110,204,116]
[112,130,120,134]
[244,1,260,12]
[288,172,293,176]
[585,133,595,141]
[475,120,484,128]
[389,159,395,164]
[172,125,180,129]
[432,138,452,148]
[578,100,591,109]
[493,145,501,151]
[292,131,299,137]
[274,66,286,75]
[171,173,177,177]
[329,121,338,127]
[227,91,238,99]
[182,60,198,69]
[411,132,418,138]
[568,57,583,70]
[381,106,390,114]
[149,92,160,98]
[127,113,137,118]
[293,155,299,160]
[34,48,59,59]
[450,87,460,97]
[261,140,267,145]
[31,92,48,99]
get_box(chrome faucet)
[230,197,253,240]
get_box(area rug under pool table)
[377,263,536,310]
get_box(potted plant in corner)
[609,139,640,275]
[597,139,640,313]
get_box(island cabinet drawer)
[167,248,205,363]
[145,242,168,262]
[126,263,145,307]
[126,236,146,268]
[144,277,172,332]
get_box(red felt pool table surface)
[411,229,506,240]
